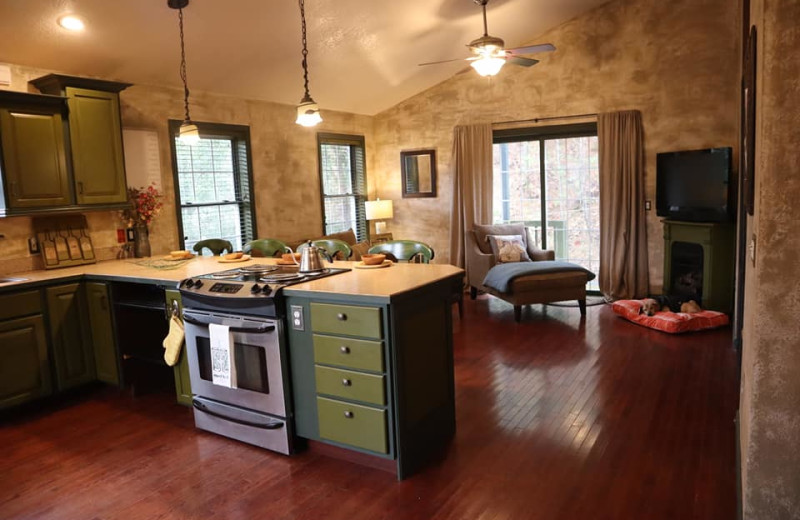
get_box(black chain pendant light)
[295,0,322,127]
[168,0,200,144]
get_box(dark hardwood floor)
[0,297,739,520]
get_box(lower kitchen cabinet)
[85,281,119,385]
[46,283,95,391]
[165,289,192,406]
[0,314,52,409]
[286,274,460,480]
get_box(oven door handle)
[192,399,285,430]
[182,314,276,334]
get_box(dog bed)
[612,299,729,334]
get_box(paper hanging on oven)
[208,323,237,389]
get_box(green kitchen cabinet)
[46,283,95,391]
[165,289,192,406]
[0,290,52,409]
[286,273,461,479]
[31,75,131,206]
[0,91,71,212]
[85,282,120,385]
[65,87,127,204]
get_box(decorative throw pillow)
[351,241,370,261]
[486,234,531,263]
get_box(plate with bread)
[164,250,195,261]
[218,252,251,263]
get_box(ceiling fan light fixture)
[471,56,505,76]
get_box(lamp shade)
[365,199,393,221]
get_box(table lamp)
[365,199,393,235]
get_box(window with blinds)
[317,133,368,242]
[169,122,257,253]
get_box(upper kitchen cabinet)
[0,75,132,217]
[31,75,131,206]
[0,91,72,211]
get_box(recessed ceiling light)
[58,15,85,32]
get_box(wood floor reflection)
[0,297,738,520]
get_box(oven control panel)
[209,282,243,294]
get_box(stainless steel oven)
[183,309,292,454]
[179,264,350,455]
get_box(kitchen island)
[0,257,463,479]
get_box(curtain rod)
[492,112,598,126]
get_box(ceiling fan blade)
[418,57,469,66]
[505,43,556,55]
[507,56,540,67]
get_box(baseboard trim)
[736,410,743,520]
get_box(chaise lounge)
[466,224,595,322]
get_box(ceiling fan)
[419,0,556,77]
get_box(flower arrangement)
[126,183,163,226]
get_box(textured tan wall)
[0,64,374,274]
[739,0,800,517]
[371,0,740,292]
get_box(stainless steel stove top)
[178,264,350,317]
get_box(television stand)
[662,220,734,313]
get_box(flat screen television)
[656,147,733,222]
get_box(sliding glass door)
[493,124,600,290]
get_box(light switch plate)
[28,236,39,254]
[290,305,304,331]
[749,235,756,266]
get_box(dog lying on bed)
[639,295,703,316]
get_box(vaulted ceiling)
[0,0,608,115]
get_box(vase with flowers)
[124,183,163,258]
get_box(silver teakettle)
[290,241,332,273]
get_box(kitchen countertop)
[0,256,463,299]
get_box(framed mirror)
[401,149,437,198]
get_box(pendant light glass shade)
[178,120,200,144]
[471,55,505,76]
[296,96,322,127]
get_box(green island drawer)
[0,290,42,321]
[317,396,388,454]
[315,365,386,405]
[310,303,382,339]
[313,334,384,372]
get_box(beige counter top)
[0,256,463,299]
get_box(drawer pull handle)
[342,378,352,386]
[344,411,354,419]
[340,346,350,354]
[337,313,347,321]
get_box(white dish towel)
[209,323,237,388]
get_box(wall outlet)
[645,200,652,211]
[290,305,305,331]
[28,236,39,254]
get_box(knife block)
[33,215,97,269]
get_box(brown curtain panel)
[449,124,493,274]
[598,110,649,299]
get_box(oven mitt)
[162,314,185,367]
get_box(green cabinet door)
[0,315,52,409]
[46,283,95,391]
[0,106,71,208]
[85,282,119,385]
[65,87,127,204]
[165,289,192,406]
